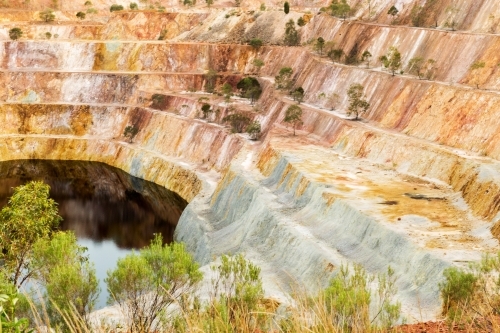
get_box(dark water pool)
[0,159,188,308]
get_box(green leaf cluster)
[283,19,299,46]
[329,0,350,20]
[31,231,99,327]
[105,235,202,333]
[347,83,370,120]
[0,181,61,288]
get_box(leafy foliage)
[0,291,31,333]
[284,104,303,135]
[291,86,304,103]
[76,11,86,19]
[284,1,289,14]
[249,38,263,50]
[31,231,99,327]
[39,9,55,22]
[347,83,370,120]
[361,50,372,68]
[106,235,202,333]
[8,28,23,41]
[439,267,478,322]
[328,48,344,63]
[223,112,251,133]
[130,2,138,9]
[204,69,218,93]
[110,4,124,12]
[411,5,423,27]
[297,17,306,26]
[236,77,262,104]
[275,67,293,90]
[246,121,261,140]
[283,19,299,46]
[329,0,350,20]
[407,57,436,79]
[201,103,213,119]
[381,46,402,75]
[315,37,325,56]
[0,181,61,288]
[208,254,264,330]
[123,125,139,142]
[252,58,264,74]
[387,5,398,18]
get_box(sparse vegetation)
[246,121,261,140]
[275,67,294,90]
[283,19,299,46]
[158,29,168,40]
[201,103,213,119]
[8,27,23,41]
[223,112,251,133]
[387,5,398,23]
[315,37,325,56]
[470,61,486,89]
[284,104,303,135]
[130,2,138,9]
[347,83,370,120]
[284,1,289,14]
[407,57,437,80]
[123,125,139,142]
[249,38,263,51]
[76,11,85,19]
[45,31,52,39]
[204,69,218,93]
[410,5,424,27]
[110,4,124,12]
[221,83,233,102]
[380,46,402,76]
[361,50,372,68]
[297,16,306,26]
[291,86,304,103]
[39,8,55,22]
[151,93,166,109]
[329,0,350,20]
[328,48,344,63]
[237,77,262,104]
[252,58,264,74]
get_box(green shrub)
[106,235,202,333]
[439,267,478,322]
[129,2,138,9]
[236,77,262,104]
[123,125,139,142]
[32,231,99,327]
[246,121,261,140]
[8,27,23,41]
[249,38,263,50]
[201,103,213,119]
[39,8,55,22]
[223,112,251,133]
[76,11,86,19]
[110,4,124,12]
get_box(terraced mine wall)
[2,1,500,322]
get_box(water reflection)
[0,159,188,248]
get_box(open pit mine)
[2,0,500,326]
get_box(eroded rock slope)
[1,0,500,321]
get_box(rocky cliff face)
[1,0,500,322]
